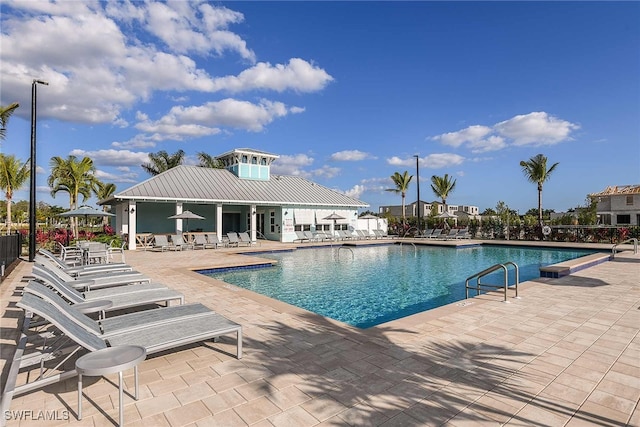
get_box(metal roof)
[110,166,369,208]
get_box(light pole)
[414,155,421,233]
[29,79,48,262]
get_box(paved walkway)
[1,241,638,426]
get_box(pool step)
[539,253,611,278]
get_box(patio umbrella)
[168,210,205,232]
[59,205,115,230]
[323,212,346,237]
[436,211,457,228]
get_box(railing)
[611,238,638,257]
[398,241,417,254]
[0,233,23,279]
[465,261,519,302]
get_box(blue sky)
[1,1,639,214]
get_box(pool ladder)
[465,261,520,303]
[611,238,638,258]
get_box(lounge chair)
[227,232,250,247]
[443,229,459,240]
[313,231,331,242]
[206,233,226,248]
[193,234,215,249]
[421,229,434,238]
[30,265,183,311]
[238,232,254,246]
[24,282,204,335]
[151,235,172,251]
[5,292,241,404]
[427,229,443,239]
[37,250,133,276]
[170,234,193,250]
[294,231,310,243]
[455,228,471,239]
[33,261,150,291]
[303,231,318,242]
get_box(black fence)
[0,233,23,280]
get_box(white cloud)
[95,169,138,184]
[271,154,314,176]
[330,150,373,161]
[494,112,580,146]
[0,2,329,132]
[387,153,465,169]
[112,135,158,149]
[69,149,150,167]
[312,165,341,179]
[430,112,579,152]
[344,185,365,199]
[210,58,334,93]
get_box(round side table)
[76,345,146,426]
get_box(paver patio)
[1,240,638,426]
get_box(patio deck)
[1,240,638,426]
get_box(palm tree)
[197,152,225,169]
[96,182,117,225]
[519,154,559,226]
[430,173,457,209]
[0,154,30,234]
[141,150,185,175]
[0,102,20,141]
[48,156,99,237]
[385,171,413,225]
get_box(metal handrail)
[398,241,417,254]
[465,261,519,302]
[611,238,638,257]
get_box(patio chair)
[38,249,133,276]
[32,262,151,292]
[170,234,193,250]
[29,266,184,312]
[107,240,126,263]
[238,232,254,246]
[151,235,172,252]
[455,228,471,239]
[193,234,215,249]
[427,229,443,239]
[420,229,434,238]
[86,242,109,265]
[206,233,226,248]
[294,231,310,243]
[7,292,241,401]
[303,231,318,242]
[443,229,459,240]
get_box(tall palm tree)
[519,154,559,226]
[141,149,185,175]
[0,102,20,141]
[430,174,457,209]
[48,156,99,237]
[0,154,30,234]
[197,152,225,169]
[96,182,117,225]
[385,171,413,225]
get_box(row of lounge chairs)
[151,232,253,251]
[1,248,243,420]
[418,228,471,240]
[294,229,389,243]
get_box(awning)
[293,209,314,225]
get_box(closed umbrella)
[323,212,346,238]
[168,210,205,232]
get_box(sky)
[1,1,639,215]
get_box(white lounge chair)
[206,233,226,248]
[238,232,254,246]
[294,231,310,243]
[170,234,193,250]
[33,261,150,291]
[193,234,215,249]
[427,229,443,239]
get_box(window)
[270,211,275,233]
[260,158,267,165]
[617,214,631,224]
[241,155,248,163]
[251,157,257,164]
[626,195,634,205]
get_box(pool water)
[205,245,596,328]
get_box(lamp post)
[29,79,48,262]
[414,154,421,233]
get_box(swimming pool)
[203,245,597,328]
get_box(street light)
[414,154,421,233]
[29,79,48,262]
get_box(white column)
[216,204,223,236]
[250,204,257,242]
[175,203,183,233]
[127,202,137,250]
